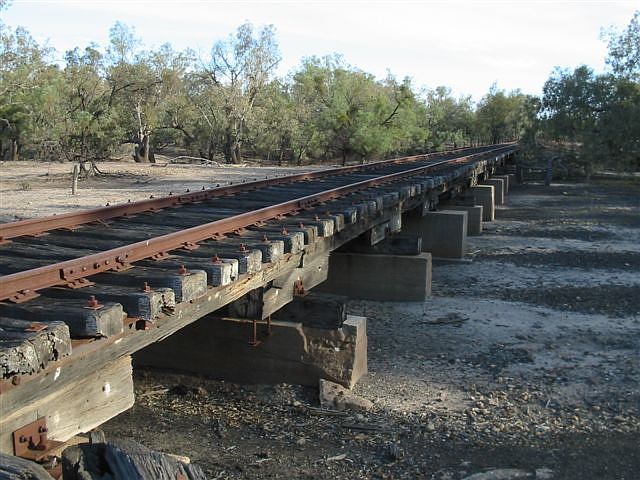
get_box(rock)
[462,469,532,480]
[535,468,554,479]
[319,379,374,412]
[384,443,403,461]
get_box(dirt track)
[2,163,638,479]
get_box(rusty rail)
[0,145,516,302]
[0,145,508,241]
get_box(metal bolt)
[299,222,304,228]
[87,296,99,308]
[178,265,188,275]
[262,234,269,242]
[238,244,247,252]
[142,282,152,293]
[212,255,222,264]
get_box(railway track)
[0,143,517,458]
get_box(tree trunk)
[223,132,233,163]
[9,139,18,161]
[231,140,241,164]
[208,137,216,161]
[133,134,154,163]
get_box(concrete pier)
[482,178,505,205]
[135,312,368,389]
[443,205,483,235]
[470,185,495,221]
[404,210,468,258]
[317,252,432,301]
[493,174,510,194]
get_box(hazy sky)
[2,0,638,100]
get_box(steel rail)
[0,144,508,241]
[0,145,516,302]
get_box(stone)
[319,379,373,411]
[461,469,531,480]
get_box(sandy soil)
[0,160,322,222]
[1,162,638,479]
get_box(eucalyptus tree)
[104,23,192,163]
[603,10,639,80]
[201,22,281,163]
[476,84,531,145]
[0,24,54,160]
[423,86,475,149]
[54,45,123,171]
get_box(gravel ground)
[2,162,638,479]
[103,180,639,479]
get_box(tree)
[0,25,56,160]
[603,10,640,79]
[476,84,531,145]
[423,86,474,149]
[203,22,280,163]
[52,45,124,173]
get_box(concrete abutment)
[135,296,367,389]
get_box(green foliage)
[476,84,532,145]
[603,10,640,79]
[538,11,640,175]
[0,19,534,166]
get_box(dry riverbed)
[1,162,639,479]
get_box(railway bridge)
[0,144,517,462]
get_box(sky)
[2,0,638,100]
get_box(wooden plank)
[0,298,124,339]
[0,452,54,479]
[138,254,239,287]
[263,255,330,319]
[40,285,175,323]
[0,355,134,455]
[178,243,263,274]
[340,233,422,255]
[62,439,207,480]
[273,292,346,329]
[90,267,207,303]
[247,228,305,254]
[0,317,71,378]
